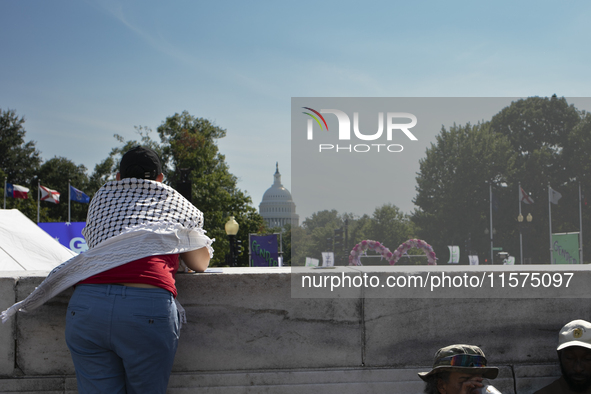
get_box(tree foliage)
[103,111,265,267]
[0,108,41,186]
[88,128,161,189]
[37,157,90,222]
[155,112,265,266]
[291,205,417,266]
[490,95,579,160]
[7,97,591,266]
[413,122,516,263]
[0,109,47,222]
[1,108,265,264]
[413,96,591,264]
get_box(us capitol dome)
[259,163,299,228]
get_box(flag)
[40,185,60,204]
[519,187,534,204]
[70,185,90,203]
[550,187,562,205]
[5,183,29,199]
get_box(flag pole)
[489,181,494,265]
[68,179,71,223]
[37,179,40,224]
[548,184,553,264]
[3,177,6,209]
[519,182,523,265]
[580,182,584,264]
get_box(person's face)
[560,346,591,392]
[437,372,484,394]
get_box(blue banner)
[38,222,88,254]
[250,234,279,267]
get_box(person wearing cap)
[534,319,591,394]
[419,344,500,394]
[63,146,213,394]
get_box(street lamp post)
[489,182,493,265]
[484,227,497,264]
[225,216,239,267]
[525,213,532,263]
[518,213,533,264]
[518,213,524,265]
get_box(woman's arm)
[180,247,211,273]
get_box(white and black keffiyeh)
[83,178,204,249]
[1,178,213,324]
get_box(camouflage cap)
[418,344,499,381]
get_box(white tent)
[0,209,76,271]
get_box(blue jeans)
[65,284,179,394]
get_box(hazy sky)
[2,0,591,221]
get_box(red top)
[79,254,180,297]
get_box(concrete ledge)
[363,297,589,367]
[0,277,16,376]
[514,364,561,394]
[174,271,362,372]
[0,365,541,393]
[0,267,585,393]
[16,277,74,376]
[166,368,428,394]
[0,376,67,393]
[165,366,516,394]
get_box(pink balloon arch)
[348,239,437,266]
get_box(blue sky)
[2,0,591,219]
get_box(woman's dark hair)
[119,146,162,180]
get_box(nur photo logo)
[302,107,418,153]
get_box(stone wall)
[1,266,588,393]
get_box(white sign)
[447,245,460,264]
[321,252,335,267]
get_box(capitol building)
[259,163,299,228]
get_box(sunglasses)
[438,354,488,368]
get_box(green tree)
[0,109,46,222]
[37,157,90,222]
[0,168,50,222]
[413,96,587,264]
[555,111,591,263]
[98,112,265,267]
[156,111,264,267]
[279,224,294,266]
[490,95,580,162]
[413,122,516,264]
[365,204,417,257]
[343,205,417,266]
[88,155,116,192]
[490,96,583,263]
[297,210,343,265]
[292,206,416,266]
[301,209,341,233]
[367,204,415,246]
[0,108,41,185]
[89,128,161,190]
